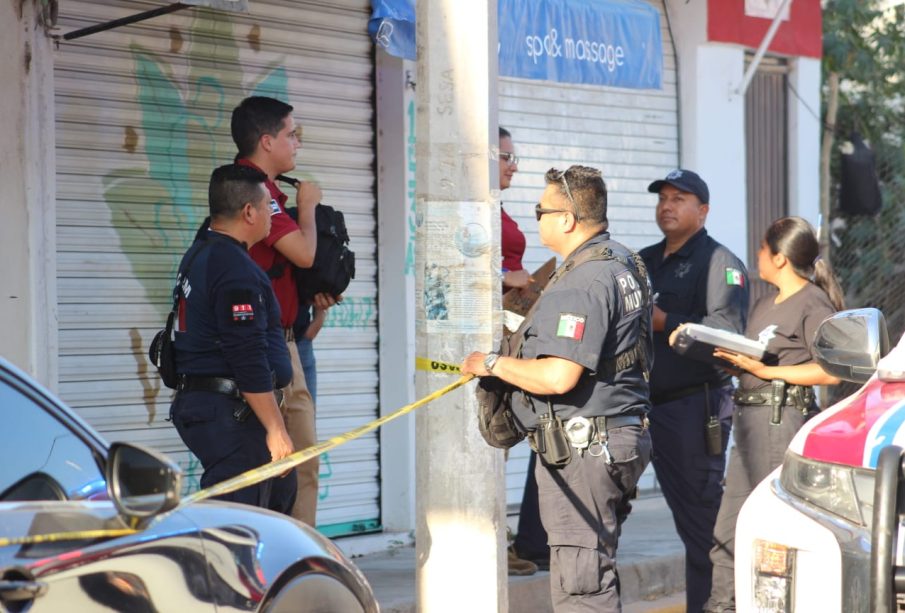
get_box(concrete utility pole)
[414,0,506,611]
[0,0,59,385]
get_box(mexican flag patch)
[725,268,745,286]
[556,313,586,341]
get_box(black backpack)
[193,203,356,303]
[285,204,356,303]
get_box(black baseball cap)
[648,169,710,204]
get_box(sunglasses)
[535,204,571,221]
[535,171,581,221]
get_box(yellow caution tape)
[0,528,139,548]
[0,373,474,549]
[184,374,474,504]
[415,356,462,374]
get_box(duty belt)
[733,382,815,426]
[733,385,814,408]
[176,375,285,407]
[177,375,242,398]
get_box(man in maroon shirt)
[231,96,324,526]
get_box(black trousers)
[648,386,733,613]
[704,403,808,612]
[537,424,652,612]
[170,390,297,514]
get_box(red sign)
[707,0,822,59]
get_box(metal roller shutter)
[499,0,679,507]
[54,0,378,537]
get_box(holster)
[531,413,572,468]
[770,379,787,426]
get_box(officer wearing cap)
[463,165,653,612]
[170,163,296,513]
[639,169,749,613]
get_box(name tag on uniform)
[269,199,281,216]
[557,313,586,341]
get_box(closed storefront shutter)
[498,0,679,507]
[54,0,378,537]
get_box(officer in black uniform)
[639,169,749,613]
[463,165,653,612]
[170,164,296,513]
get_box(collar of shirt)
[205,228,248,251]
[563,231,612,262]
[653,226,709,264]
[235,157,288,208]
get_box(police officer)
[463,165,652,612]
[170,164,296,513]
[639,169,749,613]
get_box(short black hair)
[544,165,608,229]
[499,126,511,140]
[208,164,268,220]
[231,96,294,158]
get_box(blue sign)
[369,0,662,90]
[498,0,662,89]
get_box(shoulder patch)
[556,313,586,341]
[615,270,644,313]
[725,267,745,287]
[269,199,281,216]
[227,289,256,325]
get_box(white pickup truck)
[735,308,905,613]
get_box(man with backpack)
[230,96,322,526]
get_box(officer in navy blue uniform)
[464,166,653,612]
[639,169,749,613]
[170,164,296,513]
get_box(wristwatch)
[483,352,501,373]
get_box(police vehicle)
[733,307,905,613]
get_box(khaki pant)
[281,339,318,526]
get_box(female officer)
[702,217,845,612]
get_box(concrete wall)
[664,0,822,268]
[0,1,58,386]
[665,0,748,263]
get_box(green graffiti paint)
[317,452,333,502]
[102,10,289,317]
[183,455,203,495]
[324,297,375,329]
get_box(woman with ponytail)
[703,217,844,613]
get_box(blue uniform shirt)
[173,231,291,392]
[514,232,653,426]
[639,228,749,396]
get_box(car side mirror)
[813,308,890,383]
[106,442,182,521]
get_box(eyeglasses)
[500,151,519,166]
[535,203,571,221]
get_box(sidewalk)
[353,494,685,612]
